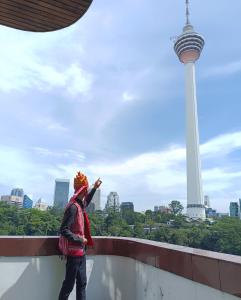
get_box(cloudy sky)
[0,0,241,212]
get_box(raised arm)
[85,187,96,207]
[84,178,102,208]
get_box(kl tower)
[174,0,206,219]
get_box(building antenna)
[186,0,190,25]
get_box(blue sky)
[0,0,241,212]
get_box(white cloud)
[32,147,85,161]
[0,29,92,96]
[201,131,241,157]
[35,117,68,133]
[0,147,47,198]
[1,128,241,211]
[32,63,93,97]
[205,60,241,78]
[0,60,92,96]
[122,92,137,102]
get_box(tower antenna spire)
[186,0,190,25]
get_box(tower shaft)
[174,0,205,220]
[185,62,205,219]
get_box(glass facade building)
[23,195,33,209]
[11,188,24,198]
[53,179,70,209]
[229,202,239,217]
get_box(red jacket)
[59,187,94,256]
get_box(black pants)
[58,255,87,300]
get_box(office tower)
[105,192,120,213]
[53,179,70,209]
[239,198,241,219]
[91,188,101,211]
[229,202,239,218]
[154,206,159,212]
[174,0,205,219]
[11,188,24,198]
[23,195,33,209]
[204,195,210,208]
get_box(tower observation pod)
[174,0,205,220]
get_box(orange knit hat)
[74,171,89,192]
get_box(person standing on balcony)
[58,171,102,300]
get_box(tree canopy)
[1,201,241,256]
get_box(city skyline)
[0,1,241,212]
[2,181,241,216]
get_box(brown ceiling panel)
[0,0,93,32]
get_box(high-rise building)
[120,202,134,213]
[1,195,23,208]
[174,0,205,220]
[229,202,239,218]
[239,199,241,219]
[53,179,70,209]
[91,188,101,211]
[23,195,33,209]
[105,192,120,213]
[154,206,159,212]
[11,188,24,198]
[204,196,210,208]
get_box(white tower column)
[174,0,206,220]
[185,62,205,219]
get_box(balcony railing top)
[0,236,241,298]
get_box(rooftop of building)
[55,179,70,183]
[0,0,93,32]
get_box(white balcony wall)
[0,255,240,300]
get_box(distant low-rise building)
[34,198,48,211]
[154,206,171,214]
[1,195,23,208]
[120,202,134,213]
[205,207,217,218]
[216,213,229,218]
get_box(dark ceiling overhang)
[0,0,93,32]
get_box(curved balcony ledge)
[0,236,241,299]
[0,0,92,32]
